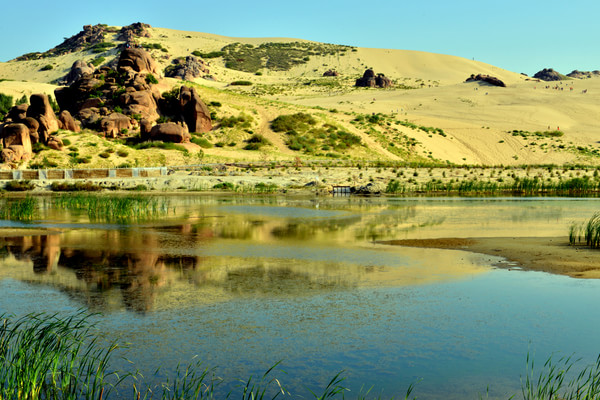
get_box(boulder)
[22,117,40,143]
[323,69,340,77]
[120,90,160,121]
[58,110,80,132]
[140,119,153,141]
[165,56,210,81]
[149,123,190,143]
[7,104,28,121]
[100,113,132,138]
[465,74,506,87]
[0,149,18,164]
[46,136,64,151]
[356,69,393,88]
[117,48,160,76]
[179,86,212,133]
[1,123,32,160]
[62,60,95,86]
[26,94,60,137]
[118,22,151,43]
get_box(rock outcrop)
[533,68,565,81]
[179,86,212,133]
[100,113,132,138]
[355,69,393,88]
[148,123,190,143]
[58,110,80,132]
[465,74,506,87]
[118,22,151,43]
[566,70,600,79]
[60,60,95,86]
[164,56,210,81]
[323,69,340,77]
[1,94,63,160]
[117,48,160,76]
[0,123,32,164]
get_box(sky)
[1,0,599,76]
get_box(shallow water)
[1,195,600,399]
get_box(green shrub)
[244,134,271,150]
[99,152,111,159]
[62,138,72,146]
[0,93,13,119]
[4,180,35,191]
[271,113,316,132]
[50,182,103,192]
[40,64,53,71]
[213,182,235,190]
[191,137,213,148]
[146,74,159,84]
[230,80,253,86]
[15,94,28,106]
[91,57,105,67]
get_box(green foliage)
[0,93,13,120]
[15,94,28,106]
[213,182,236,190]
[244,134,271,150]
[113,105,123,114]
[49,182,104,192]
[127,140,188,153]
[89,41,115,53]
[192,50,224,58]
[271,113,316,132]
[0,196,37,220]
[511,129,564,138]
[221,41,351,73]
[142,42,167,51]
[3,180,35,192]
[219,113,253,129]
[54,194,170,222]
[230,80,253,86]
[146,73,159,84]
[40,64,53,71]
[90,56,105,67]
[48,95,59,113]
[191,136,213,148]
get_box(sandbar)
[378,237,600,279]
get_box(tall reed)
[0,312,122,400]
[53,194,171,223]
[0,197,38,221]
[569,212,600,248]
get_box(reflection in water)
[2,196,599,399]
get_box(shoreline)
[378,237,600,279]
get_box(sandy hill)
[1,23,599,167]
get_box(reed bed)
[0,197,38,221]
[53,194,172,223]
[569,213,600,248]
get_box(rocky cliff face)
[533,68,566,81]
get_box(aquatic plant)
[0,312,122,400]
[569,213,600,248]
[0,197,38,221]
[522,352,600,400]
[53,194,171,223]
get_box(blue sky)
[1,0,599,75]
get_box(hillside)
[1,23,599,168]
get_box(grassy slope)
[1,25,599,167]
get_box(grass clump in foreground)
[0,312,121,400]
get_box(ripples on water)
[1,196,600,399]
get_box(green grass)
[569,212,600,248]
[0,197,38,221]
[53,194,172,223]
[0,312,122,400]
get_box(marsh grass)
[570,213,600,248]
[0,197,38,221]
[53,194,171,223]
[522,353,600,400]
[0,312,122,400]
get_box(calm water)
[1,195,600,399]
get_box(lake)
[1,195,600,399]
